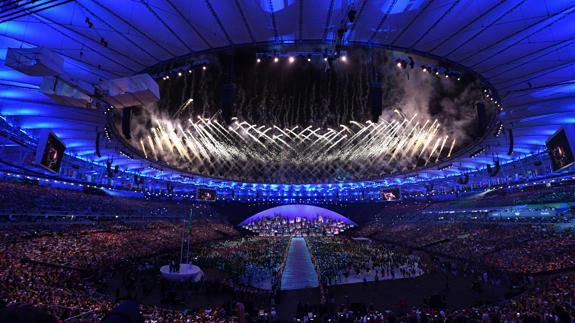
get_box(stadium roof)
[0,0,574,188]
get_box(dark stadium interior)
[1,1,575,322]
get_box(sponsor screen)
[35,131,66,173]
[197,188,216,201]
[381,188,401,201]
[546,127,575,171]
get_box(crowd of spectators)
[365,222,467,247]
[426,181,575,211]
[102,252,279,322]
[0,219,240,321]
[3,219,575,322]
[0,181,192,218]
[484,229,575,273]
[3,178,575,322]
[362,221,575,274]
[427,224,540,260]
[195,237,290,291]
[292,272,575,322]
[307,237,425,288]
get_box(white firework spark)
[137,114,456,182]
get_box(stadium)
[0,0,574,322]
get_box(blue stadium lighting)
[0,1,571,204]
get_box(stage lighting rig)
[396,59,407,69]
[469,148,485,158]
[256,50,348,64]
[119,150,134,160]
[337,28,346,40]
[84,17,93,28]
[495,122,504,137]
[153,59,209,79]
[437,163,453,171]
[347,9,357,22]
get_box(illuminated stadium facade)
[0,0,573,201]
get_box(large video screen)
[35,130,66,173]
[547,127,575,171]
[197,188,216,201]
[381,187,401,201]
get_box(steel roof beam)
[410,0,462,49]
[90,0,177,57]
[76,2,162,62]
[33,13,147,70]
[495,61,575,91]
[368,0,399,43]
[465,4,575,65]
[141,0,195,53]
[204,0,234,45]
[444,0,527,57]
[429,0,509,52]
[483,37,575,77]
[345,0,367,41]
[322,0,335,42]
[166,0,212,48]
[234,0,255,44]
[390,0,436,45]
[32,14,137,75]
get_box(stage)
[160,263,204,282]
